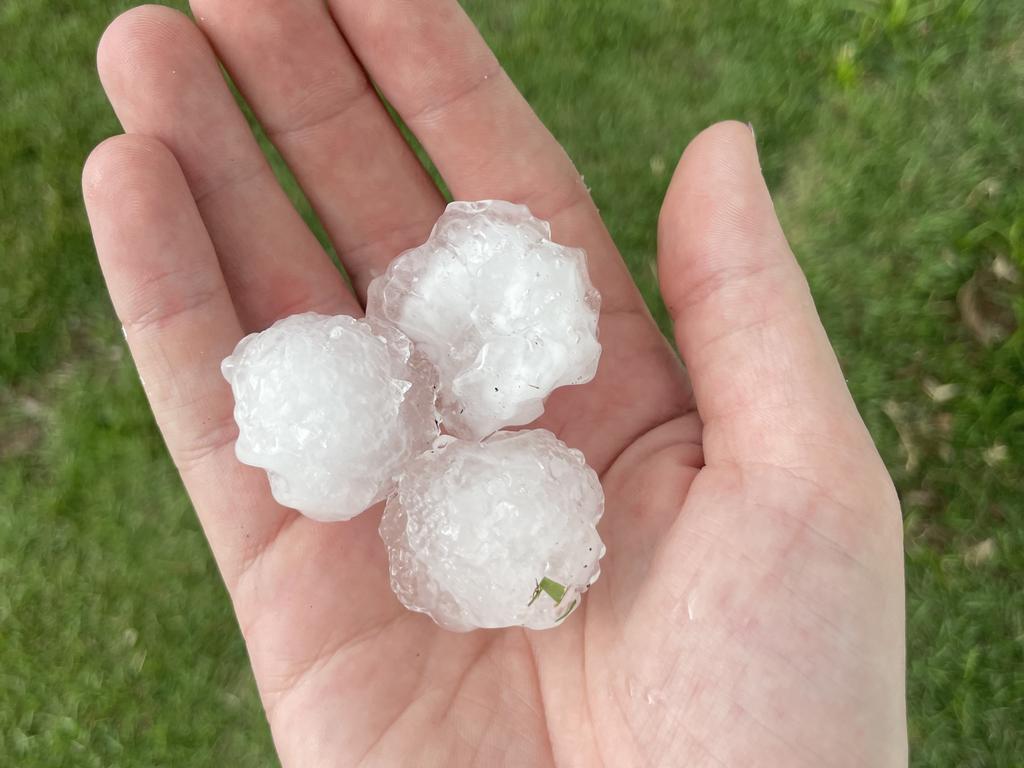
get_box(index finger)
[328,0,647,316]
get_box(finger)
[97,5,358,330]
[82,133,296,589]
[190,0,445,300]
[327,0,647,316]
[658,122,878,471]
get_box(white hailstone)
[380,429,605,631]
[221,313,438,522]
[366,200,602,440]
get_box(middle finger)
[190,0,446,300]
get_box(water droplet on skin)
[645,688,666,707]
[627,678,666,707]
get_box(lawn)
[1,0,1022,765]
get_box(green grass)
[1,0,1021,764]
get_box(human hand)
[82,2,907,765]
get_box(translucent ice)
[366,200,602,440]
[221,313,438,522]
[380,429,605,631]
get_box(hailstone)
[221,313,438,522]
[380,429,605,631]
[366,200,602,440]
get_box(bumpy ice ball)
[366,200,601,440]
[222,313,438,522]
[380,429,605,631]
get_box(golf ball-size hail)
[380,429,606,631]
[221,313,438,522]
[366,200,602,440]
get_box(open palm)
[83,2,906,766]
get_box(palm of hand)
[83,2,906,766]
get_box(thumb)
[658,122,875,474]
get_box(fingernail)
[746,122,762,170]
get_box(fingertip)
[657,120,790,314]
[83,134,180,207]
[660,120,765,237]
[684,120,758,158]
[82,135,123,203]
[97,4,203,95]
[82,136,197,278]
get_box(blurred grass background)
[1,0,1022,765]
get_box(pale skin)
[82,2,907,766]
